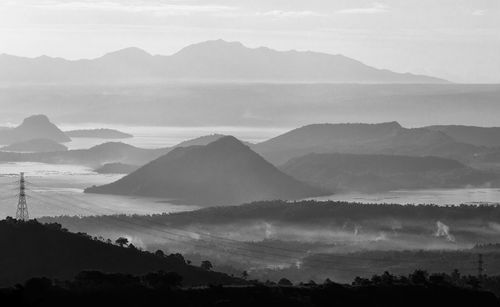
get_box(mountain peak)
[174,40,247,56]
[86,134,326,205]
[100,47,152,60]
[21,114,51,126]
[0,114,70,144]
[206,135,248,150]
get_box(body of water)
[2,162,500,220]
[60,125,287,150]
[0,162,198,219]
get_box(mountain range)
[0,40,446,84]
[426,125,500,148]
[85,136,327,205]
[252,122,483,165]
[280,153,498,193]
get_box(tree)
[353,276,371,286]
[381,271,395,285]
[242,270,249,280]
[154,250,165,258]
[409,269,428,285]
[278,278,293,286]
[115,237,129,247]
[167,253,186,265]
[200,260,213,271]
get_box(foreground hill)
[0,115,70,145]
[0,218,241,287]
[280,153,498,192]
[0,142,168,167]
[0,40,445,84]
[85,136,327,205]
[427,125,500,148]
[252,122,482,165]
[0,138,68,152]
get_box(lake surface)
[0,162,198,219]
[2,161,500,220]
[60,125,287,149]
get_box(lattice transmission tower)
[16,172,29,221]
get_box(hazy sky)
[0,0,499,83]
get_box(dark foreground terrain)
[0,218,240,287]
[1,218,500,306]
[1,272,498,307]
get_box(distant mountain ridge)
[252,122,482,165]
[0,40,446,84]
[85,136,327,205]
[280,153,498,193]
[426,125,500,148]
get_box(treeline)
[41,200,500,230]
[0,269,498,307]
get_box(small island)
[65,128,133,139]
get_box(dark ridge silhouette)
[0,40,446,84]
[0,269,497,307]
[0,218,241,287]
[44,200,500,228]
[85,136,328,205]
[94,162,139,174]
[65,128,133,139]
[252,122,482,165]
[280,153,499,192]
[427,125,500,148]
[0,142,169,168]
[0,138,68,153]
[0,115,70,145]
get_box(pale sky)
[0,0,499,83]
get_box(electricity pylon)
[16,172,29,221]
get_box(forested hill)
[0,218,241,287]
